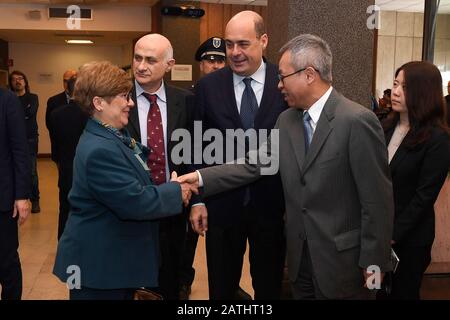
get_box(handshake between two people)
[170,171,200,207]
[170,171,207,236]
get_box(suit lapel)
[224,67,245,128]
[302,89,337,173]
[129,86,141,141]
[255,63,277,126]
[287,110,307,174]
[166,85,182,141]
[165,86,183,170]
[387,130,410,176]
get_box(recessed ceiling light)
[65,39,93,44]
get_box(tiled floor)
[17,158,254,300]
[5,158,450,300]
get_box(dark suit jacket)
[385,125,450,246]
[445,95,450,126]
[18,92,39,140]
[199,89,394,298]
[53,119,183,289]
[50,102,88,168]
[50,101,88,190]
[46,91,69,161]
[0,88,31,212]
[194,63,286,225]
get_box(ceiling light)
[65,39,93,44]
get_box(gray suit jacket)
[199,89,394,298]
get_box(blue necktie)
[240,78,258,130]
[303,111,313,153]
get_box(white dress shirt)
[303,86,333,134]
[135,80,170,182]
[233,61,266,113]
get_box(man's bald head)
[133,33,176,92]
[135,33,173,62]
[63,70,77,92]
[226,10,265,38]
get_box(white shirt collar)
[305,86,333,124]
[233,60,266,87]
[135,80,167,103]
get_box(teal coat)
[53,119,182,289]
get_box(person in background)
[379,89,392,110]
[53,61,194,300]
[46,70,77,163]
[196,37,226,76]
[379,61,450,300]
[0,88,31,300]
[9,70,40,214]
[49,74,88,239]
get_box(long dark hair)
[8,70,30,93]
[386,61,449,147]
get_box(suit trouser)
[291,241,375,300]
[57,165,72,240]
[387,244,432,300]
[179,221,198,287]
[156,214,186,300]
[205,205,285,300]
[0,211,22,300]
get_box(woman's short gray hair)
[279,34,333,83]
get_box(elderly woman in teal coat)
[53,61,193,300]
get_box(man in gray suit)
[179,34,394,299]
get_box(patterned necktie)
[142,93,166,185]
[303,111,313,153]
[240,78,258,130]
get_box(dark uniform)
[195,37,226,62]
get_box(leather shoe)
[234,287,252,300]
[179,284,191,300]
[31,201,40,213]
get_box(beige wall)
[434,14,450,94]
[0,4,151,32]
[9,42,124,154]
[376,11,450,98]
[376,11,423,99]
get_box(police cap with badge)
[195,37,226,62]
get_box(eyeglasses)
[117,91,132,102]
[278,66,318,84]
[12,76,25,82]
[277,68,306,84]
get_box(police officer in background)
[179,36,251,300]
[196,37,226,76]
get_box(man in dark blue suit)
[193,11,287,300]
[50,75,88,239]
[0,88,31,300]
[9,70,40,213]
[46,70,77,163]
